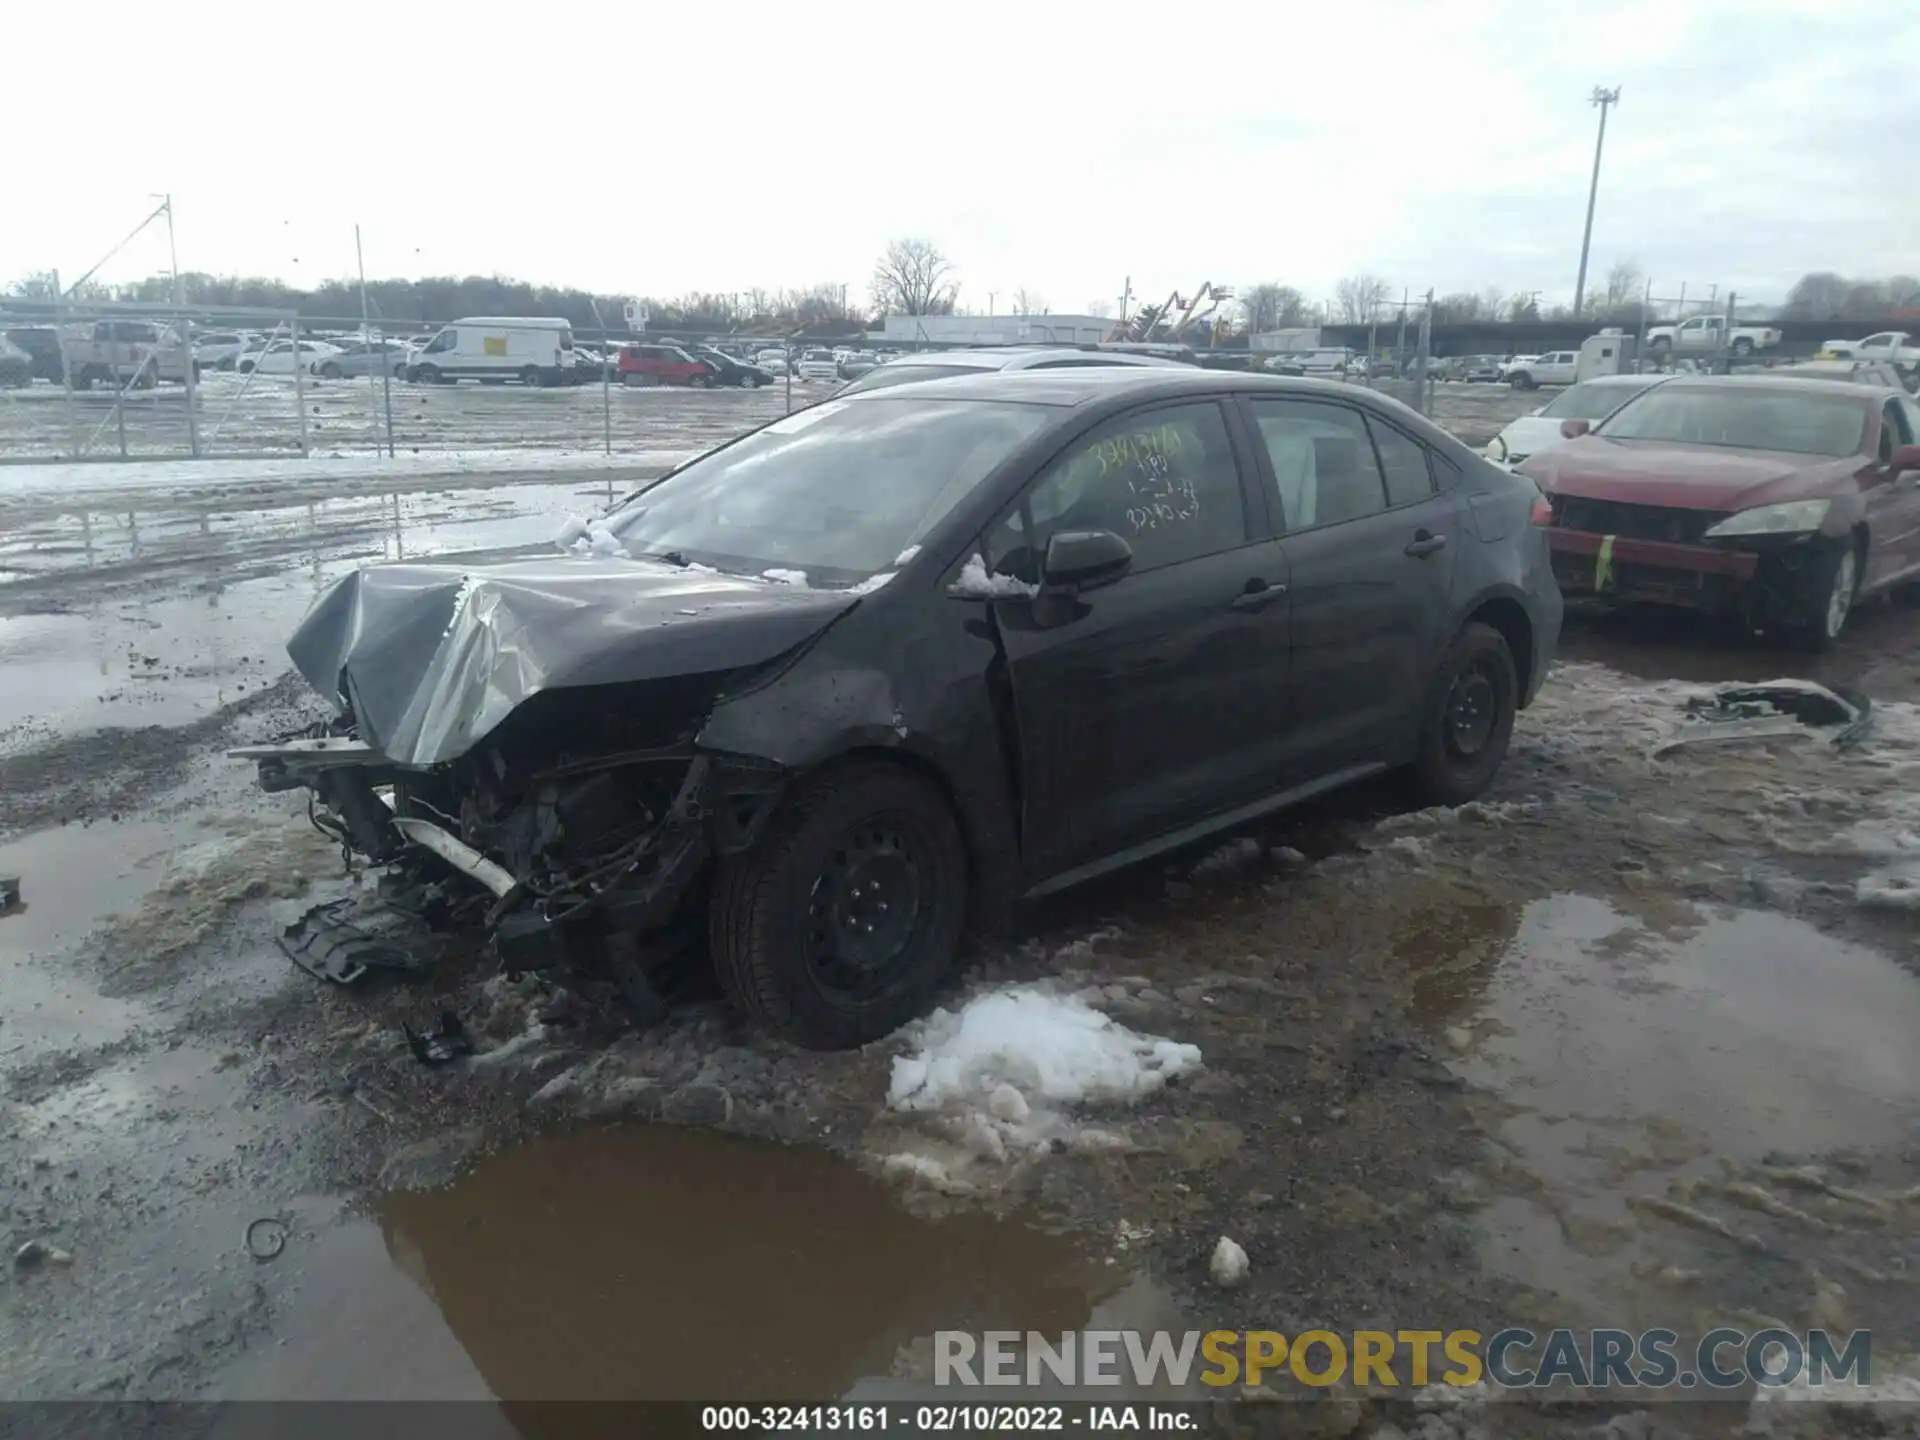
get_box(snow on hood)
[288,552,861,766]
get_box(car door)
[1863,397,1920,587]
[978,397,1291,877]
[1240,395,1461,771]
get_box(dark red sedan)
[1519,376,1920,647]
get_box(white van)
[406,316,577,386]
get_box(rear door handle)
[1405,530,1448,558]
[1231,579,1288,611]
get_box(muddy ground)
[0,431,1916,1437]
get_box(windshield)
[1541,382,1654,422]
[604,398,1051,584]
[838,362,995,396]
[1597,386,1868,458]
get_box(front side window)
[424,330,454,354]
[605,398,1052,585]
[986,402,1247,581]
[1881,399,1915,464]
[1247,399,1389,532]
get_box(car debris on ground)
[0,876,19,912]
[402,1011,475,1066]
[1650,679,1873,757]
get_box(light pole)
[1572,86,1620,318]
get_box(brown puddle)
[226,1125,1165,1406]
[1396,894,1920,1326]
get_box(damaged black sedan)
[238,369,1562,1049]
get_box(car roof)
[1662,374,1900,401]
[837,365,1425,408]
[1578,373,1667,387]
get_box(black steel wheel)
[711,763,967,1049]
[1408,621,1519,807]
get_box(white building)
[1249,327,1323,353]
[880,313,1115,347]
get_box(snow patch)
[881,987,1200,1183]
[762,568,809,587]
[553,513,590,548]
[893,544,923,567]
[586,523,626,557]
[1209,1236,1249,1288]
[948,552,1038,599]
[849,570,896,596]
[1856,866,1920,910]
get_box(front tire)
[1732,337,1754,358]
[415,364,441,384]
[1509,372,1533,390]
[1788,538,1860,652]
[710,763,968,1050]
[1408,622,1519,807]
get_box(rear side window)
[987,401,1248,579]
[1246,399,1389,532]
[1368,418,1434,506]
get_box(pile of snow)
[883,987,1200,1180]
[761,568,809,586]
[948,552,1038,599]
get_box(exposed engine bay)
[237,678,790,1016]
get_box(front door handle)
[1231,579,1288,611]
[1405,530,1448,558]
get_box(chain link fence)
[0,301,841,463]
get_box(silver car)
[836,345,1188,396]
[312,340,413,380]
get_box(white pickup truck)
[1643,315,1782,359]
[1503,350,1579,389]
[1819,331,1919,367]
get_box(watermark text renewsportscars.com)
[934,1328,1872,1392]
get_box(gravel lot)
[1,403,1916,1434]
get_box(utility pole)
[987,291,996,317]
[157,193,181,306]
[1118,276,1132,329]
[1571,85,1621,319]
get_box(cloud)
[2,0,1910,310]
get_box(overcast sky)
[6,0,1913,314]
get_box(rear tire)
[710,762,967,1050]
[1407,621,1519,807]
[319,361,342,380]
[1732,337,1755,358]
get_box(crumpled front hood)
[289,553,859,766]
[1521,438,1854,512]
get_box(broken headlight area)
[233,683,790,1018]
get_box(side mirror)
[1892,443,1920,475]
[1042,529,1132,592]
[1560,419,1592,440]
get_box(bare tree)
[1334,274,1391,325]
[1010,287,1047,316]
[1784,272,1850,321]
[1507,293,1542,323]
[1239,282,1309,333]
[870,237,959,316]
[1601,259,1645,316]
[1431,292,1492,324]
[1086,299,1113,318]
